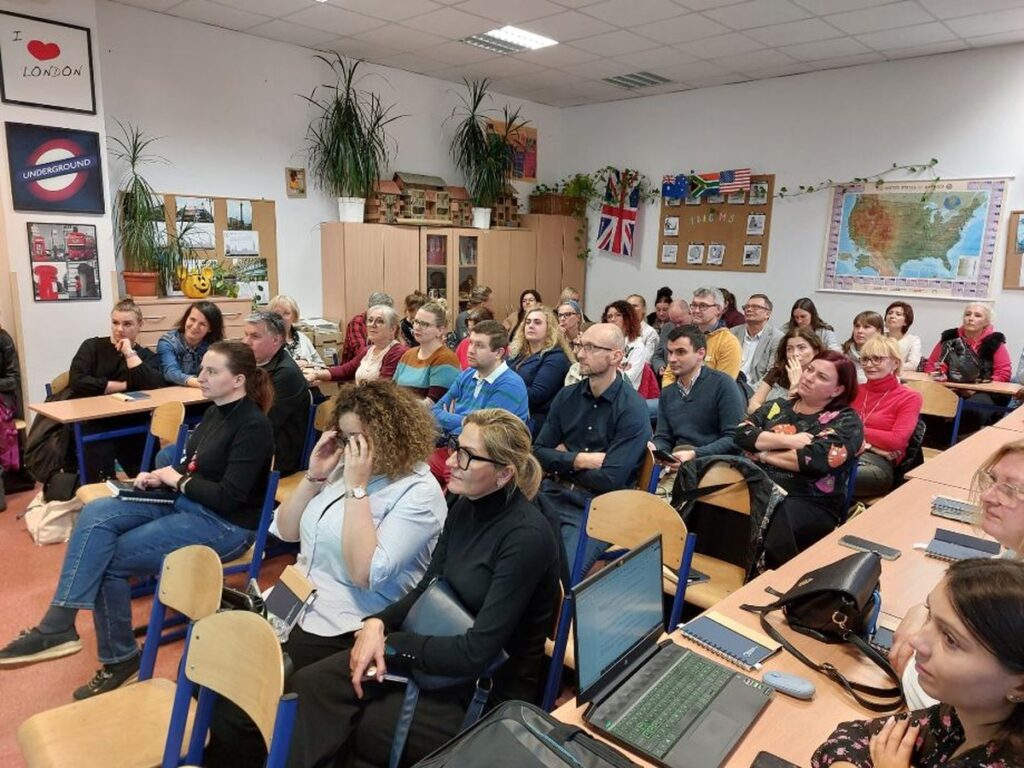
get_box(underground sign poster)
[5,122,105,214]
[0,12,96,114]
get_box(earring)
[1009,694,1024,704]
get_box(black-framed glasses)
[742,304,769,311]
[557,311,579,320]
[411,319,436,329]
[447,436,505,471]
[689,301,717,311]
[577,342,614,355]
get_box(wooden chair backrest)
[186,611,285,749]
[50,370,70,397]
[149,401,186,446]
[158,545,223,621]
[697,462,750,515]
[637,448,656,492]
[313,398,334,432]
[904,379,959,418]
[587,490,687,573]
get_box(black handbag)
[742,552,905,712]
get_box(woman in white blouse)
[884,300,922,371]
[307,305,406,385]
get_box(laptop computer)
[573,535,773,768]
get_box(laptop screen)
[574,535,665,699]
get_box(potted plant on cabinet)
[303,54,402,222]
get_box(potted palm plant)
[303,54,402,222]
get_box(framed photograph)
[0,12,96,114]
[746,213,766,236]
[286,167,306,199]
[6,122,104,213]
[706,192,724,204]
[727,190,745,204]
[684,193,701,206]
[749,182,768,205]
[663,216,679,236]
[1016,216,1024,253]
[26,221,100,301]
[743,244,762,266]
[687,243,705,265]
[176,196,215,250]
[226,199,252,230]
[707,243,726,265]
[224,230,259,256]
[664,196,682,207]
[661,244,678,264]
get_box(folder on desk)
[110,391,151,402]
[679,611,781,671]
[925,528,1000,562]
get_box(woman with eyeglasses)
[306,305,406,385]
[393,302,460,405]
[887,440,1024,716]
[556,300,583,344]
[850,336,922,498]
[508,307,573,437]
[284,409,561,768]
[603,299,647,391]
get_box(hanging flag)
[687,171,720,198]
[720,168,751,194]
[661,174,688,198]
[596,168,641,258]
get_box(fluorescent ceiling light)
[461,26,558,55]
[603,71,672,89]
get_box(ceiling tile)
[965,28,1024,46]
[492,68,586,92]
[405,7,492,38]
[790,0,892,13]
[461,56,546,78]
[166,0,271,31]
[350,25,448,51]
[675,0,749,9]
[246,19,340,47]
[703,0,810,30]
[330,0,442,22]
[372,51,452,74]
[583,0,689,27]
[320,37,400,61]
[749,61,816,78]
[420,40,504,65]
[548,0,608,7]
[454,0,564,24]
[745,18,842,46]
[633,81,694,95]
[712,48,798,71]
[811,50,887,67]
[571,79,636,97]
[946,7,1024,35]
[564,57,639,78]
[215,0,311,17]
[516,44,600,66]
[614,46,696,69]
[685,72,750,87]
[857,21,956,50]
[285,5,387,37]
[916,0,1024,19]
[571,29,664,55]
[520,11,616,41]
[676,32,764,58]
[631,13,730,44]
[825,1,934,35]
[882,40,969,58]
[781,35,871,60]
[650,58,736,79]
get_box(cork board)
[1003,210,1024,290]
[656,173,773,273]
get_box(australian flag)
[661,174,688,198]
[596,169,641,258]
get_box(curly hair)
[330,381,437,479]
[507,306,574,361]
[603,299,641,341]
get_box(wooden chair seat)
[15,419,26,431]
[223,544,256,570]
[17,678,195,768]
[682,554,745,610]
[921,447,943,460]
[76,482,115,505]
[274,471,304,504]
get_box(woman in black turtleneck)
[286,408,562,768]
[0,341,274,699]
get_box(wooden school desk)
[29,387,208,485]
[900,370,1020,396]
[994,406,1024,432]
[904,426,1020,491]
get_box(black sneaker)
[73,655,141,700]
[0,627,81,666]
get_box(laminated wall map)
[821,178,1007,299]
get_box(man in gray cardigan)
[730,293,784,388]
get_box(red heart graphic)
[27,40,61,61]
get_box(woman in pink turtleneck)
[851,335,922,498]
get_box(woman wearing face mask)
[508,307,573,437]
[747,327,824,414]
[156,300,225,387]
[842,311,884,384]
[283,409,561,768]
[884,300,921,372]
[812,558,1024,768]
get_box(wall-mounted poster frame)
[26,221,101,302]
[1003,209,1024,290]
[5,121,105,213]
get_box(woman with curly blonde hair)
[508,306,572,437]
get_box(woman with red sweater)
[852,336,922,498]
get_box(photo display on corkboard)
[657,173,773,273]
[1003,209,1024,290]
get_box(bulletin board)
[1003,209,1024,290]
[156,193,278,302]
[656,173,774,273]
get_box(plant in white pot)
[303,54,402,222]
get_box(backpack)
[20,490,83,545]
[23,388,74,485]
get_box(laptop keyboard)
[603,649,735,759]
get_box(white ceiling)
[110,0,1024,106]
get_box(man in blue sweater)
[652,324,745,467]
[432,320,529,438]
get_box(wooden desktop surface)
[900,370,1020,396]
[994,407,1024,432]
[29,386,207,424]
[553,476,986,767]
[904,426,1020,489]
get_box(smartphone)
[750,752,800,768]
[870,626,895,653]
[652,448,680,464]
[838,534,901,561]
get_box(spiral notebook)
[105,480,178,505]
[925,528,1000,562]
[679,611,781,671]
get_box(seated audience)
[884,300,922,371]
[851,336,923,498]
[307,304,405,385]
[455,307,494,369]
[669,287,741,382]
[563,320,595,387]
[242,311,309,475]
[401,290,427,348]
[454,284,493,342]
[602,300,647,390]
[923,302,1011,382]
[646,286,673,333]
[534,323,651,574]
[205,380,447,766]
[813,559,1024,768]
[559,286,588,321]
[736,351,863,567]
[284,409,560,768]
[68,298,166,481]
[720,287,745,328]
[269,294,325,370]
[556,299,584,347]
[156,300,224,387]
[393,302,460,404]
[731,293,784,389]
[842,310,884,383]
[652,325,745,467]
[652,299,692,380]
[508,307,572,437]
[0,341,274,698]
[342,291,393,364]
[626,293,659,362]
[785,297,842,351]
[504,289,542,340]
[747,328,824,414]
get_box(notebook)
[679,611,781,672]
[925,528,1000,562]
[110,391,151,402]
[105,480,178,505]
[930,495,975,523]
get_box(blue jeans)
[52,495,253,664]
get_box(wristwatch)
[345,486,367,500]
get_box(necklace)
[860,383,892,425]
[186,399,244,474]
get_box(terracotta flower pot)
[122,270,160,297]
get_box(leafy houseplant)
[302,54,402,222]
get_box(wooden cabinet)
[321,223,419,321]
[521,214,587,307]
[134,296,252,350]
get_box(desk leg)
[74,423,88,487]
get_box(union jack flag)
[720,168,751,194]
[596,169,641,258]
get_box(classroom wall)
[563,44,1024,368]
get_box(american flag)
[720,168,751,194]
[596,169,641,258]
